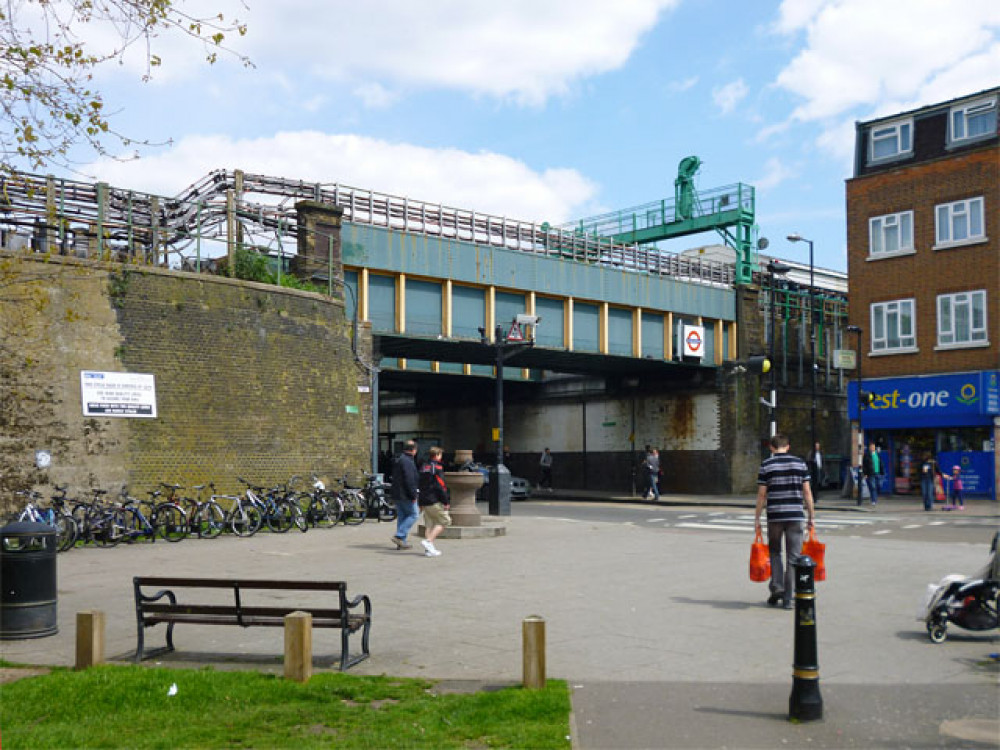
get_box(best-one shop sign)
[850,371,999,428]
[81,370,157,418]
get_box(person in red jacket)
[418,446,451,557]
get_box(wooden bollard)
[284,611,312,683]
[75,610,105,670]
[522,615,546,689]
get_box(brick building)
[845,87,999,501]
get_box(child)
[950,466,964,510]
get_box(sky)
[44,0,1000,273]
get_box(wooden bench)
[133,577,372,670]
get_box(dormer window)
[869,119,912,163]
[949,96,997,144]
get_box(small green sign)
[602,421,616,427]
[345,405,359,414]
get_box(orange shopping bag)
[802,527,826,581]
[749,529,771,582]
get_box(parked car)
[465,463,532,501]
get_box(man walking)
[390,440,420,549]
[807,441,823,498]
[644,447,661,502]
[755,434,815,610]
[539,448,553,492]
[418,446,451,557]
[861,442,882,507]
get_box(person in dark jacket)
[861,442,883,507]
[390,440,420,549]
[418,446,451,557]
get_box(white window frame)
[949,96,997,144]
[868,210,914,257]
[869,118,913,163]
[937,290,988,348]
[935,197,985,248]
[871,299,916,353]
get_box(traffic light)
[724,356,770,374]
[858,390,875,409]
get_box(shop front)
[848,371,999,500]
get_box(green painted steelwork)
[342,223,734,322]
[567,157,758,286]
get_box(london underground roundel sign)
[683,325,705,359]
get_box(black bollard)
[789,555,823,722]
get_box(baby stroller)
[921,531,999,643]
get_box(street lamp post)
[787,234,816,454]
[847,324,864,502]
[480,315,538,516]
[766,260,791,437]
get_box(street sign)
[682,325,704,358]
[833,349,856,369]
[506,322,523,342]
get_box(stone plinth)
[444,471,485,527]
[418,469,506,539]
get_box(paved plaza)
[2,495,998,748]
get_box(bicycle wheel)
[291,502,308,533]
[305,496,332,528]
[228,502,262,537]
[153,503,189,542]
[375,492,397,522]
[93,508,126,548]
[55,513,78,552]
[71,503,92,542]
[196,501,226,539]
[341,491,367,526]
[118,506,146,544]
[265,500,296,533]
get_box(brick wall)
[0,252,372,511]
[846,146,1000,379]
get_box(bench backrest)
[134,577,347,593]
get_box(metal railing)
[0,169,736,287]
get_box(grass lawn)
[0,664,571,749]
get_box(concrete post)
[284,611,312,683]
[522,615,546,689]
[75,610,105,670]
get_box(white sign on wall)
[682,325,705,359]
[81,371,157,418]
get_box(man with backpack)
[418,446,451,557]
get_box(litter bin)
[0,521,58,639]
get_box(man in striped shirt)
[755,434,815,610]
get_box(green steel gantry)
[566,156,758,284]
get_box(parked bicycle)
[237,478,307,533]
[336,476,368,526]
[178,484,226,539]
[14,489,77,552]
[362,471,395,522]
[291,475,342,529]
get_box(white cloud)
[776,0,1000,122]
[771,0,1000,160]
[753,157,797,193]
[712,78,749,115]
[352,82,398,109]
[84,132,598,225]
[668,76,699,93]
[239,0,680,106]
